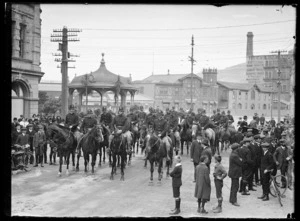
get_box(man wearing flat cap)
[201,139,212,174]
[258,142,274,201]
[33,125,46,167]
[238,137,253,195]
[273,139,293,189]
[248,135,258,191]
[253,134,263,186]
[228,143,243,206]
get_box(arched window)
[263,104,267,109]
[238,103,242,109]
[251,104,255,110]
[251,90,255,100]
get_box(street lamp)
[81,72,95,112]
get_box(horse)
[98,124,110,167]
[131,122,140,156]
[191,122,216,155]
[218,124,237,152]
[179,119,192,155]
[146,135,173,185]
[46,124,78,176]
[110,132,127,181]
[76,125,104,173]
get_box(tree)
[41,96,62,115]
[38,91,49,113]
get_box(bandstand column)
[120,90,126,107]
[68,88,74,107]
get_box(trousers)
[229,178,239,204]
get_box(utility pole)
[51,26,81,119]
[270,50,287,123]
[188,35,196,110]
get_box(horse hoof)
[110,176,114,180]
[58,172,61,177]
[120,176,125,181]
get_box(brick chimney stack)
[246,32,254,58]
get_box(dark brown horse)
[179,119,192,155]
[110,132,127,181]
[98,124,110,167]
[146,135,173,185]
[77,125,104,173]
[46,124,78,176]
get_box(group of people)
[168,111,294,216]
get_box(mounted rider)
[219,111,229,129]
[65,105,79,128]
[81,109,98,134]
[127,106,139,133]
[145,107,156,130]
[137,105,147,125]
[100,106,112,133]
[168,107,181,152]
[213,108,222,125]
[152,111,171,161]
[227,110,234,123]
[108,106,131,152]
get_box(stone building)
[217,81,290,118]
[132,68,218,114]
[11,3,44,119]
[245,32,294,111]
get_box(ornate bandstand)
[68,53,138,112]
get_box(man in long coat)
[190,133,203,182]
[194,155,211,214]
[228,143,243,206]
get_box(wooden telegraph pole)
[51,26,81,119]
[270,50,287,123]
[188,35,196,110]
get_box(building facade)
[11,3,44,119]
[132,68,219,114]
[245,32,294,107]
[217,81,290,118]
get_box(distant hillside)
[217,63,247,83]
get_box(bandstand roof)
[68,53,137,91]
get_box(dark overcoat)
[170,164,182,188]
[228,149,243,179]
[194,163,211,200]
[190,140,203,164]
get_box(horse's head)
[148,135,160,153]
[91,125,104,143]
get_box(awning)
[185,98,197,103]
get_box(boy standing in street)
[212,155,227,213]
[169,155,182,215]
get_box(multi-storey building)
[132,68,219,114]
[245,32,294,111]
[10,3,44,119]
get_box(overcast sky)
[40,4,296,82]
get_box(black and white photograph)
[8,3,295,218]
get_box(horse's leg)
[149,160,154,185]
[58,153,63,177]
[110,153,116,180]
[187,141,190,155]
[109,151,112,167]
[72,150,75,171]
[120,153,125,181]
[98,146,102,167]
[103,146,106,163]
[76,150,81,172]
[180,140,184,155]
[158,159,163,183]
[66,152,70,176]
[144,155,147,168]
[84,153,88,173]
[92,152,96,174]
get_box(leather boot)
[170,200,177,212]
[34,154,39,167]
[197,199,201,213]
[262,194,269,201]
[169,199,180,215]
[258,194,266,199]
[239,180,243,192]
[213,200,222,213]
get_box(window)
[232,91,236,99]
[19,23,26,58]
[282,85,286,92]
[159,87,168,95]
[245,92,248,100]
[251,90,255,100]
[174,87,179,96]
[263,104,267,109]
[12,21,16,54]
[238,103,242,109]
